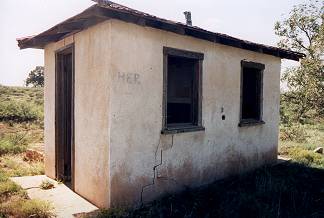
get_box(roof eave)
[17,5,101,50]
[17,3,305,61]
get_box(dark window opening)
[240,61,264,125]
[167,56,198,125]
[162,47,204,134]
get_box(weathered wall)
[44,21,112,208]
[45,18,281,208]
[44,41,57,180]
[108,19,281,207]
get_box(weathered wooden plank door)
[55,45,74,189]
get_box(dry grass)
[40,180,55,190]
[0,145,50,218]
[0,179,23,198]
[279,121,324,168]
[0,121,44,178]
[0,154,44,177]
[0,199,54,218]
[0,87,51,217]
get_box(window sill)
[238,120,265,127]
[161,126,205,135]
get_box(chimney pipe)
[184,11,192,26]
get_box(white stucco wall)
[44,18,281,208]
[108,19,281,207]
[44,21,111,208]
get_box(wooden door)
[55,45,74,188]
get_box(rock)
[313,147,323,154]
[24,149,44,162]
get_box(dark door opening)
[55,45,74,188]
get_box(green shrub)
[27,161,45,176]
[0,133,29,155]
[0,169,23,197]
[0,180,22,196]
[0,86,43,125]
[0,100,41,122]
[281,146,324,168]
[0,170,8,183]
[280,124,308,142]
[280,99,294,125]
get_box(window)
[162,47,204,134]
[239,60,265,127]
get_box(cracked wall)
[109,19,280,207]
[44,18,281,208]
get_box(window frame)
[239,60,265,127]
[162,47,205,134]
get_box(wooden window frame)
[162,47,205,134]
[239,60,265,127]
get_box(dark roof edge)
[17,2,305,61]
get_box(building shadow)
[126,162,324,218]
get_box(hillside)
[0,86,53,217]
[0,85,43,122]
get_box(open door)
[55,45,74,189]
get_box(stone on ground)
[313,147,323,154]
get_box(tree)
[275,0,324,123]
[25,66,44,87]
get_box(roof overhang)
[17,5,105,49]
[17,1,305,61]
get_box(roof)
[17,0,304,61]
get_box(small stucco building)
[18,0,303,208]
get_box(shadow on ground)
[95,162,324,218]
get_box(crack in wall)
[140,149,163,204]
[140,135,175,204]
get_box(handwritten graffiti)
[117,72,140,85]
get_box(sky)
[0,0,305,86]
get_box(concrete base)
[10,175,98,218]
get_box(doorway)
[55,45,74,189]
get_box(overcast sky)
[0,0,304,86]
